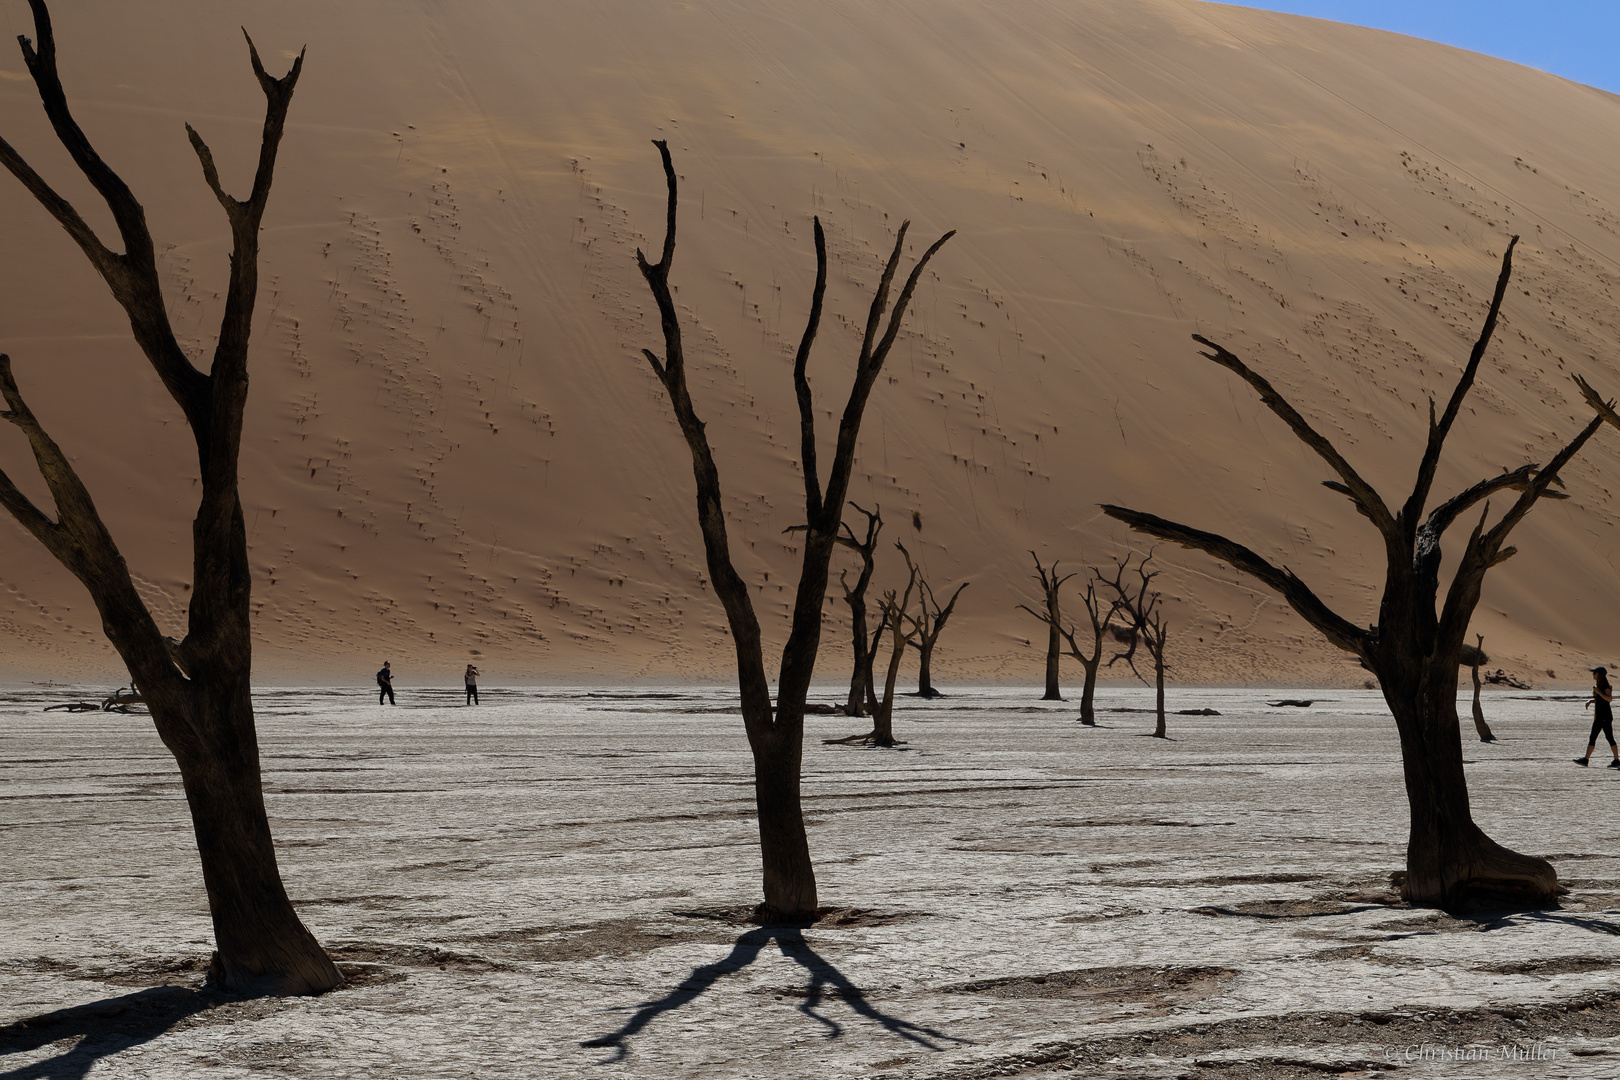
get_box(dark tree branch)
[821,226,953,531]
[1101,505,1368,655]
[1403,237,1519,530]
[1192,334,1394,535]
[634,139,771,733]
[1436,413,1606,656]
[792,218,828,521]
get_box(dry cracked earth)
[3,685,1620,1078]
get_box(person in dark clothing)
[1575,666,1618,768]
[377,661,395,705]
[464,664,479,705]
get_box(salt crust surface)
[3,684,1619,1077]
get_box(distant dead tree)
[834,502,882,716]
[0,4,337,993]
[1019,559,1116,724]
[633,140,951,917]
[828,549,920,747]
[1101,554,1171,737]
[1461,636,1496,743]
[1018,553,1074,700]
[1104,236,1610,908]
[899,542,967,699]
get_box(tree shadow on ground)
[580,925,971,1063]
[0,986,217,1080]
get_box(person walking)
[377,661,396,706]
[1574,665,1618,768]
[464,663,479,706]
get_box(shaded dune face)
[2,0,1619,684]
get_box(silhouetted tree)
[1018,553,1073,700]
[899,542,967,698]
[1461,637,1496,743]
[1104,237,1608,908]
[1019,559,1116,724]
[0,4,337,993]
[1101,554,1170,737]
[828,549,919,746]
[632,140,951,917]
[835,502,882,716]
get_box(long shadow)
[0,986,219,1080]
[580,925,971,1063]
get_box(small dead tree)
[1104,236,1610,908]
[1101,554,1171,737]
[633,140,951,917]
[1019,561,1115,724]
[829,549,920,746]
[836,502,883,716]
[1019,553,1075,700]
[1461,636,1496,743]
[899,542,967,699]
[0,4,338,993]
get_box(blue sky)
[1226,2,1620,93]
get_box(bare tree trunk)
[1152,624,1168,738]
[834,503,881,717]
[1468,635,1496,742]
[1042,621,1061,700]
[633,141,951,916]
[1078,657,1100,725]
[751,730,816,915]
[845,594,871,716]
[872,622,909,746]
[0,4,337,992]
[1390,680,1548,901]
[1020,553,1073,701]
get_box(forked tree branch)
[1192,334,1394,536]
[1101,505,1369,655]
[1435,412,1606,654]
[1403,236,1519,531]
[633,139,772,730]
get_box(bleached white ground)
[3,683,1620,1078]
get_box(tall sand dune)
[4,0,1620,685]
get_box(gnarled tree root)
[1401,836,1562,912]
[822,731,906,747]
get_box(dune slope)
[4,0,1620,686]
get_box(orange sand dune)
[4,0,1620,687]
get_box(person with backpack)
[377,661,396,705]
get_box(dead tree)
[1461,637,1496,743]
[836,502,883,716]
[898,542,967,698]
[633,140,951,917]
[1101,554,1171,737]
[1019,553,1075,700]
[1019,561,1115,724]
[1104,236,1609,908]
[828,549,920,746]
[0,5,338,993]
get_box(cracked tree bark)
[1104,237,1608,909]
[633,140,951,917]
[0,2,337,992]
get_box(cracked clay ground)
[4,685,1620,1078]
